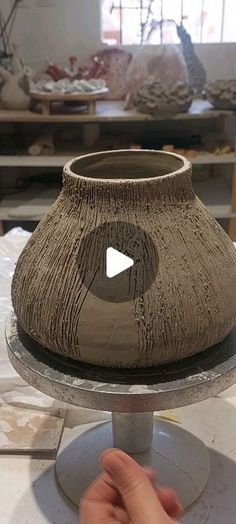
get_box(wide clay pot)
[12,150,236,368]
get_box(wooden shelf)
[0,153,82,167]
[191,153,236,165]
[193,173,234,218]
[0,187,59,221]
[0,185,235,222]
[207,205,236,218]
[0,99,232,124]
[0,152,235,168]
[0,98,235,238]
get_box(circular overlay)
[76,221,159,303]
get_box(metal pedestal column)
[55,411,210,509]
[6,314,236,511]
[112,412,154,453]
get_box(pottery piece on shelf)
[0,66,30,110]
[125,45,188,107]
[133,81,194,116]
[206,80,236,110]
[0,44,31,110]
[28,130,55,156]
[86,47,132,100]
[32,78,107,95]
[45,55,101,82]
[12,150,236,369]
[46,56,85,81]
[45,49,132,100]
[176,23,207,95]
[11,43,24,75]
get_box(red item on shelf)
[85,48,132,100]
[45,48,132,99]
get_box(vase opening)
[66,150,187,182]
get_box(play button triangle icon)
[77,221,159,302]
[106,247,134,279]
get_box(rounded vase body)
[12,150,236,368]
[1,80,30,110]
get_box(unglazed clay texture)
[12,150,236,368]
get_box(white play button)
[77,221,158,302]
[106,247,134,279]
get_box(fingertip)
[157,487,183,517]
[100,448,125,470]
[142,466,157,483]
[100,447,119,462]
[101,448,129,477]
[169,500,183,518]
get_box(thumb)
[101,449,174,524]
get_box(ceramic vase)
[0,66,30,110]
[12,150,236,368]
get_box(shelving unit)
[0,99,229,123]
[0,187,59,222]
[0,99,236,238]
[0,151,235,167]
[2,192,236,223]
[1,168,235,223]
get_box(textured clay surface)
[11,150,236,368]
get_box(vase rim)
[64,149,191,184]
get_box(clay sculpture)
[0,44,30,110]
[12,150,236,368]
[133,80,193,115]
[0,66,30,110]
[206,80,236,110]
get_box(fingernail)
[173,494,183,508]
[100,448,120,462]
[100,449,127,474]
[173,500,183,516]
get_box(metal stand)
[6,313,236,510]
[112,412,154,453]
[55,413,210,508]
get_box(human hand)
[80,448,182,523]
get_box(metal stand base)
[6,316,236,512]
[56,414,210,509]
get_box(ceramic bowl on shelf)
[133,81,194,116]
[31,78,107,95]
[206,79,236,110]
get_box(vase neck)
[63,150,194,205]
[63,168,193,205]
